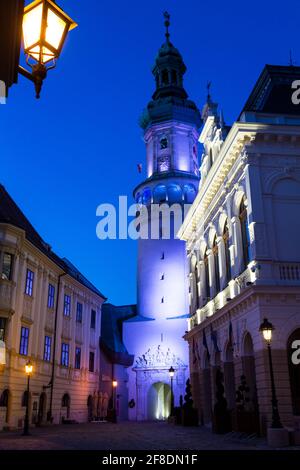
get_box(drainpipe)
[48,272,67,422]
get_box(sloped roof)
[239,64,300,118]
[0,184,106,299]
[100,303,136,365]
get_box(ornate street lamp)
[169,366,175,416]
[23,359,33,436]
[19,0,77,98]
[259,318,283,428]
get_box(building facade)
[179,65,300,434]
[0,185,106,429]
[122,15,201,421]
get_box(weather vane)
[163,11,170,42]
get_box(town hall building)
[179,64,300,440]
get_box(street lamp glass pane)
[27,46,54,64]
[263,329,272,342]
[25,364,33,374]
[45,9,67,50]
[23,4,43,50]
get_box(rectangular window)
[63,294,71,317]
[76,302,83,323]
[0,318,6,341]
[61,343,69,367]
[89,351,95,372]
[47,284,55,309]
[90,309,96,329]
[1,253,13,280]
[25,269,34,296]
[19,327,29,356]
[75,347,81,369]
[43,335,52,362]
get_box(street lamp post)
[259,318,283,428]
[169,366,175,417]
[23,359,33,436]
[112,380,118,423]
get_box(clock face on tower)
[157,155,170,172]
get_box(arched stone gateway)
[133,344,187,421]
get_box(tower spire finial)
[163,11,170,43]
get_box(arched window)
[161,69,169,85]
[204,249,210,302]
[21,390,29,407]
[62,393,70,408]
[212,236,220,294]
[171,70,177,84]
[239,197,251,270]
[0,389,9,407]
[223,222,231,284]
[160,137,168,149]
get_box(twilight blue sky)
[1,0,299,305]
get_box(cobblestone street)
[0,421,273,450]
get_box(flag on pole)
[192,337,197,364]
[228,316,234,352]
[203,328,210,361]
[210,324,220,353]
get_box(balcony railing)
[278,263,300,282]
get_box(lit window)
[76,302,83,323]
[1,253,13,280]
[89,351,95,372]
[61,343,69,367]
[63,294,71,316]
[19,327,29,356]
[43,336,52,362]
[90,309,96,329]
[75,347,81,369]
[47,284,55,309]
[25,269,34,296]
